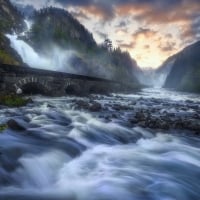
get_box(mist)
[137,59,175,88]
[5,18,116,80]
[6,33,76,72]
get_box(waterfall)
[6,33,53,69]
[6,20,75,72]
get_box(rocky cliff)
[164,41,200,93]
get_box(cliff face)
[0,0,25,65]
[164,41,200,93]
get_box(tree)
[104,38,113,52]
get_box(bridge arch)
[14,77,49,95]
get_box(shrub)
[0,95,31,107]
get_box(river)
[0,88,200,200]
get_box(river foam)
[0,89,200,200]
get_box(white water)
[0,89,199,199]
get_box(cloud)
[115,20,128,28]
[144,45,150,49]
[159,41,177,52]
[70,10,89,20]
[120,42,135,49]
[132,28,157,39]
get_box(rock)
[189,105,199,110]
[159,121,170,130]
[26,98,33,104]
[137,121,146,127]
[47,104,56,108]
[135,112,146,120]
[75,100,89,110]
[7,119,26,131]
[132,101,137,105]
[173,120,184,129]
[112,104,121,111]
[112,104,130,111]
[185,100,193,104]
[112,114,118,118]
[89,102,102,112]
[187,121,200,131]
[168,113,176,117]
[129,118,138,124]
[193,113,200,119]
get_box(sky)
[11,0,200,69]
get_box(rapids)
[0,88,200,200]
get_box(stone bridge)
[0,64,126,96]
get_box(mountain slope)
[24,7,141,85]
[154,55,176,87]
[164,41,200,93]
[28,7,97,52]
[0,0,25,65]
[0,2,141,88]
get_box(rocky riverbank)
[71,92,200,134]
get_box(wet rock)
[185,100,193,104]
[129,118,138,124]
[162,103,170,106]
[112,104,129,111]
[189,105,199,110]
[193,113,200,119]
[47,104,56,108]
[137,121,146,128]
[173,120,184,129]
[89,101,102,112]
[105,116,111,121]
[159,121,170,130]
[131,101,137,105]
[75,100,90,110]
[26,98,33,104]
[112,114,118,118]
[168,113,176,117]
[135,112,146,121]
[7,119,26,131]
[187,121,200,131]
[112,104,121,111]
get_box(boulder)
[75,100,90,110]
[7,119,26,131]
[89,101,102,112]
